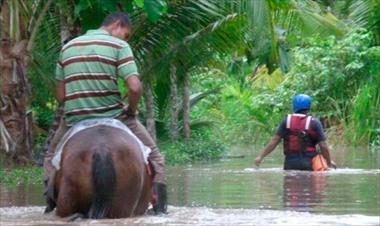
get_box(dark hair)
[101,12,131,27]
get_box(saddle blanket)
[52,118,151,170]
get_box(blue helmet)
[292,94,312,113]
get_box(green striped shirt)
[56,29,139,126]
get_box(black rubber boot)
[152,183,168,215]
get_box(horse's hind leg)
[133,173,152,215]
[56,182,80,217]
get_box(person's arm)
[125,75,142,116]
[56,80,65,104]
[319,141,337,169]
[117,43,141,116]
[313,118,336,169]
[55,51,65,104]
[255,134,282,166]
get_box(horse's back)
[56,125,151,218]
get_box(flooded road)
[1,145,379,225]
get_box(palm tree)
[0,0,54,164]
[347,0,380,44]
[237,0,345,73]
[129,0,241,140]
[0,0,350,163]
[169,63,179,141]
[129,0,344,140]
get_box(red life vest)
[283,114,317,154]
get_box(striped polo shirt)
[56,29,138,126]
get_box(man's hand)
[255,156,263,167]
[254,135,281,167]
[125,106,138,117]
[329,160,337,169]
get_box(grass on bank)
[0,166,43,186]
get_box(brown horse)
[52,125,152,219]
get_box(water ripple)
[0,206,379,226]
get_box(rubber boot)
[152,183,168,215]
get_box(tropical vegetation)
[0,0,379,167]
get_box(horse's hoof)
[44,206,54,214]
[44,200,56,214]
[66,213,85,222]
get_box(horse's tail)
[88,145,116,219]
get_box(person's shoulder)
[279,115,288,126]
[310,116,322,123]
[105,36,130,48]
[78,29,128,46]
[310,116,324,128]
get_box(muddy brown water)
[0,145,379,225]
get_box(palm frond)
[348,0,380,44]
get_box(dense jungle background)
[0,0,379,169]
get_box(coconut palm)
[128,0,242,140]
[0,0,55,164]
[347,0,380,44]
[234,0,345,73]
[0,0,350,163]
[128,0,345,140]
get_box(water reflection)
[0,146,379,225]
[283,173,327,212]
[0,183,44,207]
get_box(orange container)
[312,154,328,171]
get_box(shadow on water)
[0,145,379,225]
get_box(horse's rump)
[55,125,152,218]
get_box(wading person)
[255,94,336,170]
[43,12,167,214]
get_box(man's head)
[101,12,132,41]
[292,94,312,113]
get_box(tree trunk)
[182,72,191,140]
[143,80,157,141]
[60,11,81,45]
[60,13,72,45]
[0,40,33,164]
[169,64,179,141]
[0,0,52,164]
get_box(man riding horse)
[43,12,167,215]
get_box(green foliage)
[22,0,380,165]
[143,0,168,23]
[73,0,168,31]
[239,0,345,73]
[189,65,281,145]
[0,167,43,186]
[284,29,380,145]
[160,129,225,165]
[348,0,380,44]
[28,2,61,131]
[188,28,379,147]
[350,81,380,145]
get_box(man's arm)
[319,141,336,168]
[56,80,65,104]
[312,118,336,169]
[125,75,142,116]
[255,135,282,166]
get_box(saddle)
[51,118,151,170]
